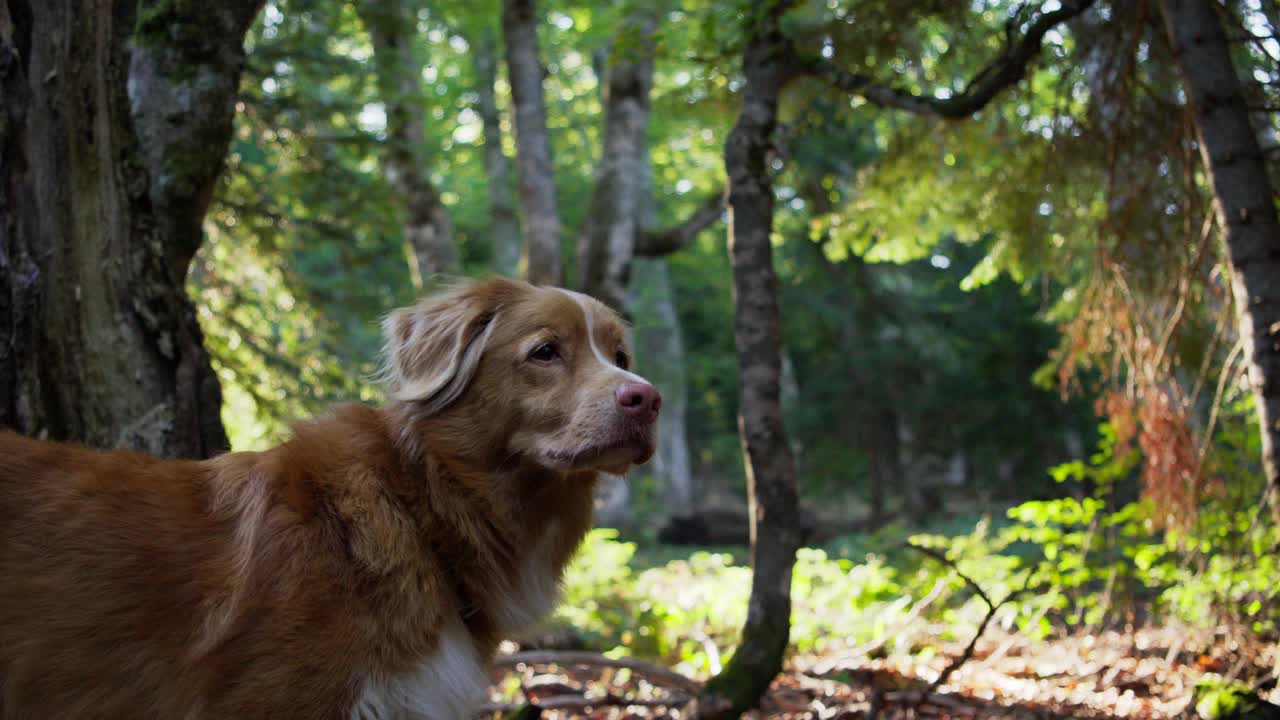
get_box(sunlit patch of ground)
[482,625,1274,718]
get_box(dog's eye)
[529,343,561,363]
[615,350,630,370]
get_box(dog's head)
[381,277,661,475]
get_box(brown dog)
[0,277,661,719]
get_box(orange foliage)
[1057,251,1223,529]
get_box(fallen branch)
[500,704,542,720]
[493,650,703,695]
[883,689,976,712]
[481,691,694,714]
[867,686,884,720]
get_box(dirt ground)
[482,625,1275,719]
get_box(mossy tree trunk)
[0,0,263,457]
[696,1,1096,715]
[697,4,802,717]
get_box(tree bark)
[690,4,1100,710]
[584,13,661,523]
[634,190,725,257]
[474,29,521,277]
[801,0,1097,118]
[1160,0,1280,522]
[574,9,656,313]
[697,4,802,717]
[1,0,261,458]
[632,258,696,510]
[502,0,562,286]
[359,0,458,286]
[627,96,696,523]
[629,196,723,515]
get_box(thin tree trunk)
[697,5,802,717]
[632,258,696,510]
[360,0,458,286]
[502,0,562,286]
[630,185,716,514]
[0,0,261,458]
[574,10,656,313]
[474,29,521,277]
[868,405,903,526]
[586,14,660,522]
[1161,0,1280,520]
[627,104,696,521]
[867,438,887,524]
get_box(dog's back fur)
[0,277,657,719]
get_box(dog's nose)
[616,382,662,423]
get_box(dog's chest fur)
[351,617,487,720]
[351,521,565,719]
[486,519,564,632]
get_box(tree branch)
[904,542,1036,693]
[928,578,1031,691]
[634,188,727,256]
[798,0,1096,118]
[493,650,703,695]
[483,693,694,715]
[903,542,992,608]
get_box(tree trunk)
[632,258,696,510]
[574,10,656,313]
[697,6,802,718]
[474,29,521,277]
[637,130,700,516]
[0,0,261,458]
[359,0,458,286]
[502,0,562,286]
[585,16,660,523]
[805,226,902,528]
[1161,0,1280,520]
[866,405,903,527]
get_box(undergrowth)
[551,416,1280,677]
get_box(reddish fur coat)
[0,278,658,719]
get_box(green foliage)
[919,412,1280,639]
[559,527,1001,670]
[186,0,1280,674]
[556,402,1277,670]
[198,0,1104,522]
[1194,675,1278,720]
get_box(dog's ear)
[381,281,499,415]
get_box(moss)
[129,0,244,200]
[698,612,791,719]
[132,0,226,82]
[134,0,190,48]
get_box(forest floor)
[483,624,1273,718]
